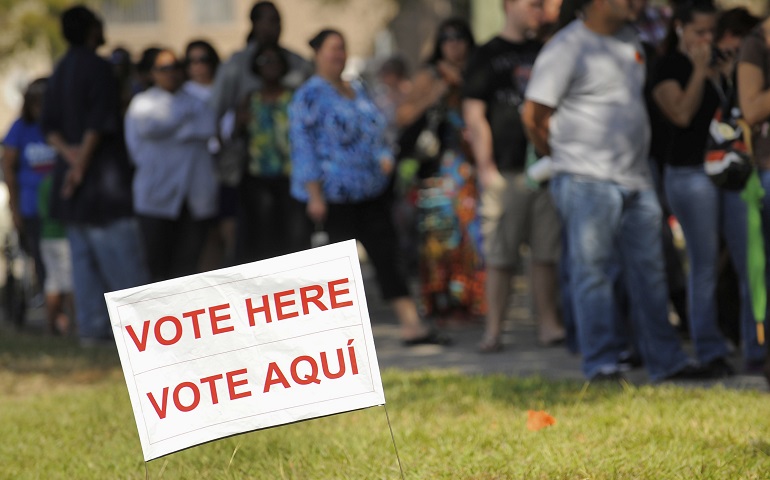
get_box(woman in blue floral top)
[290,29,449,346]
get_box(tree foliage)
[0,0,87,63]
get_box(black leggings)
[138,206,210,282]
[236,175,311,263]
[326,193,410,300]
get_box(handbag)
[414,107,442,161]
[704,116,754,191]
[704,80,753,191]
[398,105,445,164]
[216,135,247,188]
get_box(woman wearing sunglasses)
[125,49,218,282]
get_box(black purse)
[704,78,754,191]
[704,114,753,191]
[398,105,445,161]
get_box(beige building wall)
[0,0,766,137]
[0,0,400,138]
[0,49,52,145]
[718,0,768,16]
[471,0,504,45]
[103,0,398,63]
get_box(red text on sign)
[246,278,355,326]
[263,339,359,393]
[125,303,234,352]
[147,368,252,419]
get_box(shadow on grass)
[0,327,120,375]
[381,368,628,410]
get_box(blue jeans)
[666,166,770,363]
[722,185,765,365]
[68,217,150,340]
[664,166,730,364]
[550,174,690,380]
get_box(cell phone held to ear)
[710,47,726,67]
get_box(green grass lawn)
[1,331,769,479]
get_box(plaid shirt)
[635,5,672,48]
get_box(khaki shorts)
[479,172,561,268]
[40,238,73,294]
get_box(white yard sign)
[106,240,385,461]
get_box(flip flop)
[478,338,503,353]
[538,337,565,348]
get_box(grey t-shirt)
[525,21,652,190]
[209,42,313,121]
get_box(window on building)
[101,0,160,24]
[192,0,234,24]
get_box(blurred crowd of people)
[3,0,770,383]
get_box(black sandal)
[478,337,503,353]
[402,330,452,347]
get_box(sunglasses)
[153,62,181,73]
[255,55,282,67]
[188,55,213,65]
[440,31,465,43]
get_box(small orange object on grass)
[527,410,556,431]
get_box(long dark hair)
[22,78,47,123]
[715,7,760,42]
[427,17,475,65]
[250,43,289,78]
[185,39,221,75]
[661,0,718,56]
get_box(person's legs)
[482,267,514,347]
[252,177,280,260]
[531,262,563,344]
[235,175,262,263]
[276,177,312,256]
[530,188,564,345]
[664,166,728,364]
[550,175,627,379]
[650,156,689,332]
[353,196,428,339]
[69,218,148,342]
[199,185,240,271]
[327,195,442,343]
[169,207,211,279]
[478,173,532,349]
[67,225,112,340]
[557,230,579,353]
[21,216,45,295]
[618,187,691,381]
[721,189,765,367]
[40,239,71,335]
[44,292,63,335]
[89,217,150,291]
[391,296,428,339]
[138,214,175,282]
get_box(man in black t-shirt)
[463,0,563,352]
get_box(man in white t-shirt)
[522,0,705,382]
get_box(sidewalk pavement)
[6,263,767,392]
[361,267,769,391]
